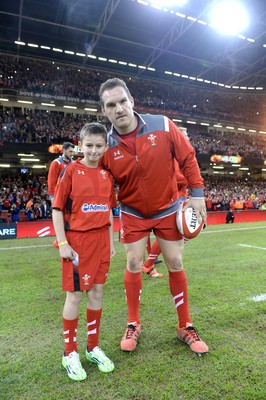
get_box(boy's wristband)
[58,240,68,247]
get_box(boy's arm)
[52,208,76,261]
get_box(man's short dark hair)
[62,142,75,151]
[99,78,132,105]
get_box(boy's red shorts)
[119,211,183,243]
[61,228,110,292]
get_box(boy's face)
[79,133,108,165]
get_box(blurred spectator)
[9,203,20,222]
[226,209,235,223]
[260,201,266,210]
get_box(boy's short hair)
[79,122,107,142]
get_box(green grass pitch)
[0,221,265,400]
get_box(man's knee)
[127,256,142,272]
[164,254,183,272]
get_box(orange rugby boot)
[177,323,208,355]
[142,265,163,278]
[120,324,141,352]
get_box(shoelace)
[125,324,138,339]
[185,326,201,341]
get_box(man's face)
[101,86,136,135]
[64,147,75,161]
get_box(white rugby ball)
[177,206,204,239]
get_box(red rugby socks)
[169,269,191,329]
[62,317,78,355]
[124,269,142,325]
[86,308,102,351]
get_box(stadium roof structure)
[0,0,266,92]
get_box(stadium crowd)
[0,56,265,221]
[0,54,265,125]
[0,173,265,223]
[0,109,266,158]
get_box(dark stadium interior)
[0,0,265,175]
[0,0,265,87]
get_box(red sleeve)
[110,178,117,209]
[52,167,72,210]
[169,120,204,190]
[48,160,61,196]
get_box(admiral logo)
[82,203,109,212]
[78,170,85,175]
[114,150,124,160]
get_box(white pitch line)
[203,225,266,234]
[0,225,265,251]
[251,294,266,302]
[0,244,53,250]
[239,244,266,251]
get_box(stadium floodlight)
[18,100,33,104]
[209,1,249,35]
[150,1,188,7]
[63,105,77,109]
[0,98,9,101]
[0,164,11,168]
[20,158,40,162]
